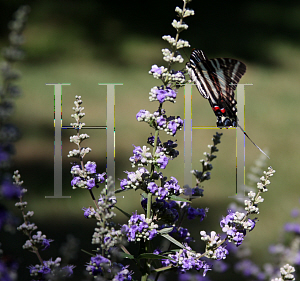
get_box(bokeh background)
[1,0,299,280]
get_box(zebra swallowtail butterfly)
[186,49,269,158]
[186,49,246,127]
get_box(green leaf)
[115,188,129,194]
[137,253,175,261]
[81,249,94,256]
[119,252,135,259]
[157,227,173,234]
[154,265,173,272]
[114,206,131,218]
[161,234,189,250]
[169,195,191,202]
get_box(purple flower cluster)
[147,136,179,159]
[28,257,75,279]
[71,161,106,190]
[161,245,211,276]
[284,222,300,234]
[120,167,182,200]
[149,64,165,76]
[120,167,152,190]
[147,176,182,199]
[122,211,158,242]
[187,207,206,221]
[220,211,256,246]
[68,96,106,191]
[235,259,265,280]
[129,145,152,167]
[200,231,229,260]
[149,85,177,103]
[86,254,132,280]
[128,144,171,169]
[0,178,21,199]
[136,109,183,136]
[149,63,186,85]
[142,198,179,224]
[169,226,194,244]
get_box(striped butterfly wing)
[186,49,246,127]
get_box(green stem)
[147,192,152,219]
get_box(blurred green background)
[1,0,300,280]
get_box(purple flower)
[202,263,212,277]
[157,187,168,199]
[128,225,138,240]
[167,119,178,135]
[41,238,53,250]
[0,259,18,281]
[82,207,96,218]
[87,178,95,189]
[121,224,129,234]
[71,164,81,173]
[212,260,229,273]
[187,207,197,220]
[136,109,151,121]
[147,135,161,146]
[85,161,96,173]
[62,265,75,277]
[96,172,106,183]
[154,86,177,103]
[163,177,181,194]
[174,227,191,242]
[179,273,211,281]
[156,154,169,169]
[247,218,256,231]
[71,176,81,186]
[129,211,141,224]
[120,178,128,189]
[153,248,161,255]
[290,208,299,218]
[284,222,300,234]
[86,254,111,276]
[156,89,168,103]
[150,65,163,75]
[215,245,229,260]
[232,232,244,246]
[161,246,210,275]
[124,212,158,242]
[91,255,110,267]
[0,149,9,162]
[113,265,133,281]
[147,182,158,194]
[157,115,166,127]
[235,259,263,278]
[0,179,21,199]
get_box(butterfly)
[186,49,269,158]
[186,49,246,127]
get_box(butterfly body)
[186,49,246,127]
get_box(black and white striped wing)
[186,49,246,126]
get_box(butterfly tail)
[237,123,270,159]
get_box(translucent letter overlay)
[46,83,122,199]
[183,83,252,197]
[46,83,71,198]
[98,83,123,194]
[234,84,253,198]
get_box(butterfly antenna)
[237,123,270,159]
